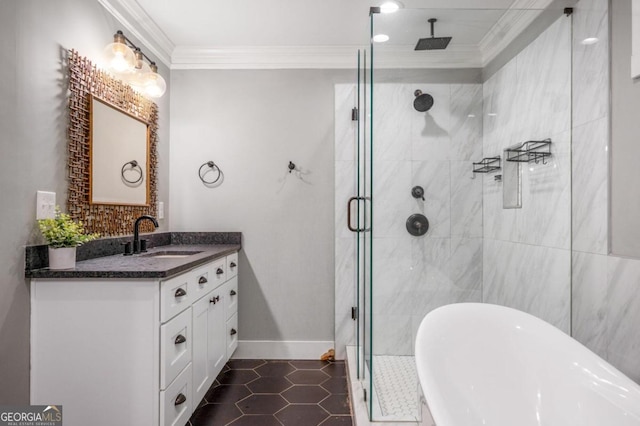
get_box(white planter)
[48,247,77,270]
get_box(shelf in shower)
[472,156,501,173]
[505,139,552,164]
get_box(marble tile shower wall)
[481,16,572,333]
[571,0,640,382]
[334,82,483,357]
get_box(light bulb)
[144,64,167,98]
[104,31,134,77]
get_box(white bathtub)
[415,303,640,426]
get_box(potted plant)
[38,207,99,270]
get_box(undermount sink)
[141,250,203,259]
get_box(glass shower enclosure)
[337,4,573,423]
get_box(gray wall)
[610,0,640,256]
[169,69,352,344]
[0,0,171,403]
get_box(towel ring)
[121,160,143,185]
[199,161,222,185]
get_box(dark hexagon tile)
[320,394,351,415]
[286,370,330,385]
[236,394,288,415]
[189,403,242,426]
[218,369,259,385]
[322,362,346,377]
[205,384,251,404]
[255,361,296,377]
[228,414,282,426]
[227,359,267,370]
[247,376,293,393]
[321,377,348,394]
[320,415,354,425]
[290,360,329,370]
[281,385,329,404]
[275,404,329,426]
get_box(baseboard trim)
[232,340,335,360]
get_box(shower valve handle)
[412,186,425,201]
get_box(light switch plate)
[158,201,164,220]
[36,191,56,220]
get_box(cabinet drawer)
[223,276,238,320]
[161,272,192,323]
[226,252,238,279]
[190,264,213,302]
[210,258,227,288]
[160,363,192,426]
[161,308,192,390]
[226,312,238,359]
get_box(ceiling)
[98,0,556,69]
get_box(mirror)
[90,95,150,206]
[67,50,158,237]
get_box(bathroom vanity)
[28,242,240,426]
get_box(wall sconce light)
[104,30,166,98]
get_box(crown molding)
[171,46,364,69]
[97,0,174,67]
[171,45,482,70]
[99,0,552,70]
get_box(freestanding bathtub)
[415,303,640,426]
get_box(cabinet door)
[208,287,227,381]
[192,294,212,405]
[226,312,238,359]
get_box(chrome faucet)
[133,215,159,254]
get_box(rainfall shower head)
[414,90,434,112]
[415,18,452,51]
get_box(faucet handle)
[140,239,148,252]
[122,241,133,256]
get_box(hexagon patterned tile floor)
[187,360,352,426]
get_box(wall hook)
[288,161,296,173]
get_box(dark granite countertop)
[25,232,242,280]
[26,244,241,280]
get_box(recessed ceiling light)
[581,37,599,45]
[372,34,390,43]
[380,1,402,13]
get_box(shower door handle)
[348,197,359,232]
[348,196,369,232]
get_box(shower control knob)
[412,186,425,201]
[406,214,429,236]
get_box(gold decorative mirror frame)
[67,49,158,236]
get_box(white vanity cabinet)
[30,251,239,426]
